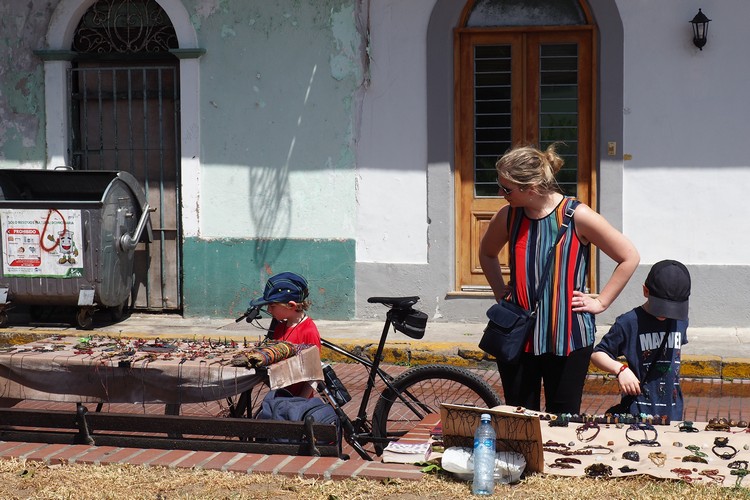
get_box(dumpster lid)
[0,169,118,202]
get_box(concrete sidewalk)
[2,311,750,380]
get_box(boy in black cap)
[250,272,322,397]
[591,260,691,420]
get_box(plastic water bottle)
[472,413,496,496]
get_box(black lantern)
[690,9,711,50]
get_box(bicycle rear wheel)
[371,364,502,451]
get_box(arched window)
[73,0,177,55]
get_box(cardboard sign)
[440,403,544,473]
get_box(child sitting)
[250,272,321,397]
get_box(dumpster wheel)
[76,307,95,330]
[109,299,130,322]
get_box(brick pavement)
[0,362,746,482]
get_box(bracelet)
[584,463,612,478]
[712,436,739,460]
[626,422,660,446]
[616,364,628,378]
[575,421,600,442]
[678,421,699,433]
[648,451,667,467]
[582,445,614,455]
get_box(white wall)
[355,0,435,264]
[619,0,750,264]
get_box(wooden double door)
[454,28,595,291]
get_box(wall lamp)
[690,9,711,50]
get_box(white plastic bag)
[441,446,526,484]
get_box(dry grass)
[1,458,749,499]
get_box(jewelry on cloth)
[712,436,739,460]
[622,451,640,462]
[619,465,637,473]
[549,457,582,468]
[625,422,660,446]
[728,460,749,470]
[575,421,600,442]
[671,467,697,483]
[648,452,667,467]
[685,444,708,457]
[731,468,749,487]
[705,418,731,432]
[582,445,614,455]
[678,421,699,433]
[699,469,725,485]
[682,455,708,464]
[549,419,569,427]
[584,463,612,478]
[549,461,574,469]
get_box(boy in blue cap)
[591,260,691,421]
[250,272,322,398]
[250,271,322,351]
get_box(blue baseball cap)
[249,272,309,306]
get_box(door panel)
[70,63,181,310]
[455,28,594,291]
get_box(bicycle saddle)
[367,296,419,308]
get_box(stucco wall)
[182,0,362,318]
[191,0,360,241]
[0,2,48,168]
[1,1,749,327]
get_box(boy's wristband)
[616,364,628,378]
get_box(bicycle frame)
[236,299,437,461]
[319,308,435,460]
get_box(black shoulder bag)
[605,321,673,415]
[479,202,577,364]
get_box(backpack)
[257,389,340,444]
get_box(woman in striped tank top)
[479,144,639,413]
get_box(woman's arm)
[571,204,640,314]
[479,206,511,302]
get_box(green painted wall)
[182,237,355,320]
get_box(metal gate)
[68,63,181,311]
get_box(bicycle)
[235,295,503,460]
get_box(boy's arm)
[590,351,641,396]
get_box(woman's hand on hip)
[571,290,605,314]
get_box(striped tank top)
[507,197,595,356]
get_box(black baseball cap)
[249,272,309,306]
[645,260,691,321]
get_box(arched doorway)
[69,0,180,311]
[40,0,204,312]
[454,0,597,292]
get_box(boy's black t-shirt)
[594,306,689,420]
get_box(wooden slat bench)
[0,405,340,457]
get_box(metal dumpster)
[0,169,153,329]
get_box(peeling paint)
[0,1,47,164]
[220,25,236,38]
[329,3,363,84]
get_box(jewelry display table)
[0,336,338,457]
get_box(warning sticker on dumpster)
[1,209,84,278]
